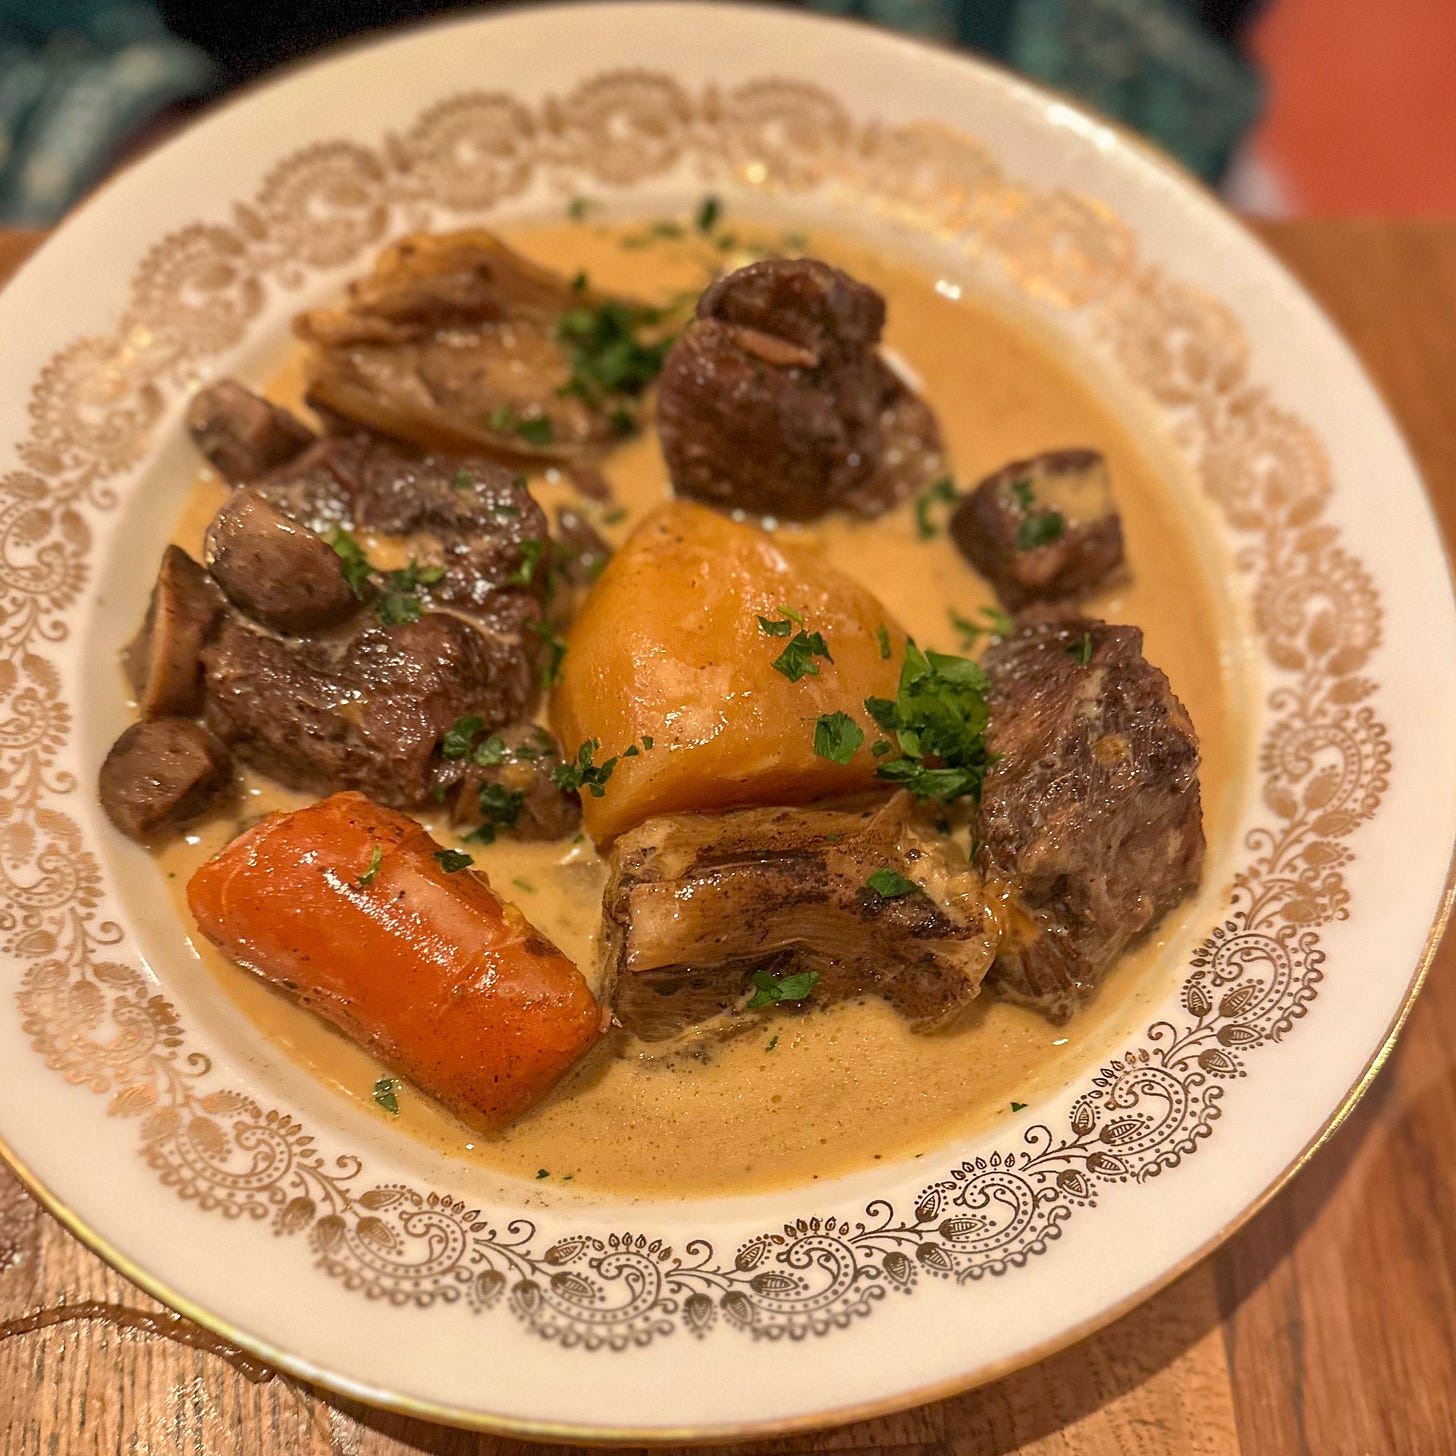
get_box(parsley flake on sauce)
[696,195,722,233]
[526,618,569,688]
[327,527,373,599]
[488,406,555,447]
[1067,631,1094,667]
[864,642,992,804]
[867,867,921,899]
[950,605,1017,650]
[1011,1101,1028,1112]
[375,558,446,626]
[875,623,892,660]
[556,301,672,406]
[356,843,383,888]
[372,1077,400,1116]
[509,539,548,588]
[914,477,957,540]
[746,968,821,1009]
[434,849,473,873]
[813,711,864,765]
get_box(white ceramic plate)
[1,3,1452,1439]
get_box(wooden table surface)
[2,220,1454,1456]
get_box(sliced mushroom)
[99,718,233,842]
[185,380,315,483]
[123,545,227,718]
[602,793,1002,1042]
[204,487,358,635]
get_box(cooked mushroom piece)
[99,718,233,842]
[123,545,226,718]
[294,230,669,459]
[602,793,1002,1042]
[950,449,1124,609]
[185,379,315,483]
[977,619,1204,1021]
[656,258,943,520]
[204,488,358,635]
[439,723,582,842]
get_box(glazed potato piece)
[550,502,908,841]
[187,792,604,1128]
[604,794,1003,1041]
[950,450,1124,609]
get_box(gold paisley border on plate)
[0,72,1388,1351]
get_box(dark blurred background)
[2,0,1453,224]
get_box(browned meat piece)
[295,231,668,459]
[657,258,943,521]
[951,450,1124,610]
[978,619,1203,1021]
[602,794,1001,1042]
[123,546,227,718]
[99,718,233,841]
[185,380,315,483]
[203,613,532,808]
[439,723,581,842]
[204,488,357,635]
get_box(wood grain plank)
[1,220,1453,1454]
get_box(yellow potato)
[552,502,907,841]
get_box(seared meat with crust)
[185,380,315,483]
[203,613,532,808]
[123,546,226,718]
[295,231,665,459]
[951,450,1124,610]
[603,793,1001,1041]
[204,488,357,635]
[99,718,233,841]
[978,619,1203,1021]
[439,723,582,842]
[657,259,943,521]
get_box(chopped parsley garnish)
[746,968,821,1009]
[608,405,636,437]
[640,734,654,750]
[867,867,921,899]
[782,230,808,250]
[467,782,525,845]
[536,1168,550,1179]
[813,711,864,764]
[375,558,446,626]
[372,1077,399,1115]
[328,528,373,599]
[765,1034,780,1052]
[450,467,473,491]
[571,270,589,292]
[871,739,892,757]
[950,605,1017,650]
[509,539,548,588]
[512,877,535,893]
[1011,1101,1028,1112]
[601,506,628,526]
[1010,476,1035,510]
[864,642,992,804]
[696,195,722,233]
[556,302,672,406]
[441,717,478,759]
[772,630,831,682]
[526,617,568,688]
[875,623,892,659]
[566,196,594,220]
[757,605,804,637]
[554,739,618,798]
[914,477,957,540]
[355,843,383,888]
[1067,631,1094,667]
[1016,511,1065,551]
[434,848,474,873]
[488,407,556,447]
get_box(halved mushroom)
[602,793,1002,1042]
[99,718,233,842]
[204,487,358,635]
[123,545,227,718]
[185,379,315,484]
[294,231,671,460]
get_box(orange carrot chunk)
[186,791,603,1129]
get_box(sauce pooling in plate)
[153,215,1249,1198]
